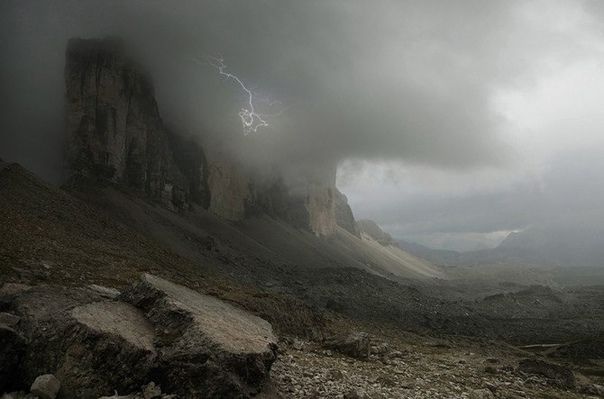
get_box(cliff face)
[64,37,355,237]
[206,151,256,221]
[357,219,397,246]
[205,153,342,237]
[306,168,338,237]
[64,38,208,210]
[335,189,360,238]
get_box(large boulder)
[118,273,278,398]
[12,286,156,398]
[3,276,278,398]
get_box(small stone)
[30,374,61,399]
[292,339,305,351]
[468,388,495,399]
[388,350,404,359]
[143,381,162,399]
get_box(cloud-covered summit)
[2,0,604,252]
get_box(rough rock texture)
[204,148,344,238]
[3,275,279,398]
[307,183,336,237]
[324,331,371,360]
[63,37,357,237]
[276,163,339,237]
[12,286,156,398]
[118,273,278,398]
[335,189,360,238]
[206,151,256,221]
[64,38,206,211]
[30,375,60,399]
[357,219,397,246]
[168,132,211,209]
[517,359,576,389]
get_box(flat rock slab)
[71,301,155,352]
[119,273,278,398]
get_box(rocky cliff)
[357,219,397,246]
[335,189,360,238]
[64,37,355,237]
[64,38,209,211]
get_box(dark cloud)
[1,0,518,183]
[3,0,603,253]
[345,146,604,251]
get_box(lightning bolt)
[190,55,271,135]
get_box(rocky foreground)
[2,274,604,399]
[1,274,277,398]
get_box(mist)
[2,0,604,255]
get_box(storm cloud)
[2,0,604,251]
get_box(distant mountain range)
[398,218,604,269]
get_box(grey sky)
[1,0,604,251]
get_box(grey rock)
[517,358,575,389]
[0,284,31,310]
[335,189,360,238]
[119,273,278,398]
[0,312,21,327]
[142,382,161,399]
[324,331,371,359]
[468,388,494,399]
[64,38,207,211]
[88,285,121,299]
[13,286,156,399]
[97,394,135,399]
[370,342,390,356]
[30,374,60,399]
[357,220,396,246]
[579,382,604,396]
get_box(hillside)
[3,160,604,398]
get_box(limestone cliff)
[306,169,337,237]
[335,189,361,238]
[206,151,256,221]
[357,219,397,246]
[64,37,354,237]
[64,38,208,210]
